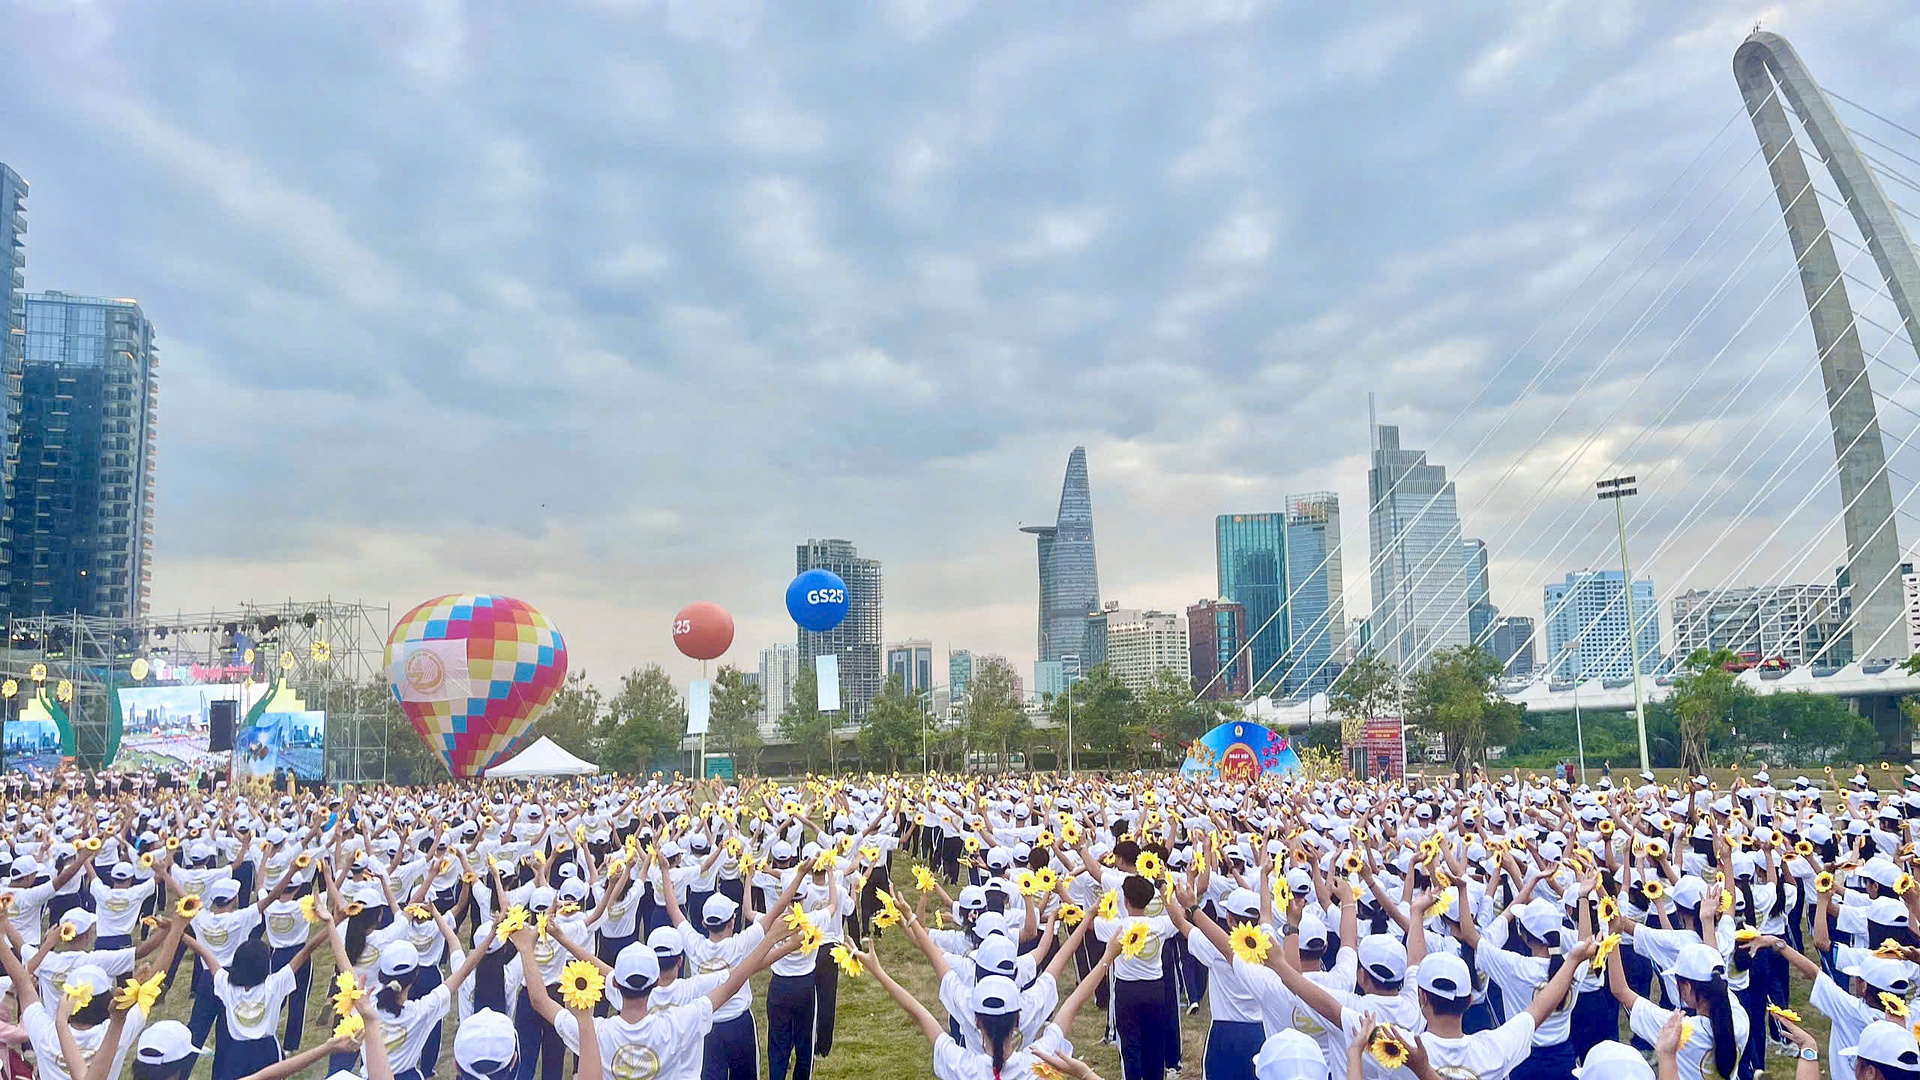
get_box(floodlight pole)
[1597,476,1650,774]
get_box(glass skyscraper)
[1186,598,1249,698]
[8,292,158,620]
[1285,494,1345,695]
[0,164,26,591]
[1217,513,1288,692]
[885,638,934,696]
[1368,424,1473,670]
[1023,446,1100,666]
[1542,569,1658,680]
[796,538,883,723]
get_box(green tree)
[1329,650,1403,745]
[708,666,764,777]
[600,665,686,774]
[1050,663,1135,769]
[1755,691,1877,766]
[1405,645,1517,776]
[1669,648,1751,776]
[966,656,1030,772]
[778,666,833,775]
[532,671,604,762]
[1133,669,1240,768]
[860,675,924,772]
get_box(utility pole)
[1597,476,1649,773]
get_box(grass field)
[124,850,1828,1079]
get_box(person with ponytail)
[664,857,806,1080]
[1451,875,1595,1080]
[177,924,325,1080]
[1605,940,1746,1080]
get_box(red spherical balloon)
[672,602,734,661]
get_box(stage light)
[300,613,318,629]
[262,616,281,633]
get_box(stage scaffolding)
[2,600,393,783]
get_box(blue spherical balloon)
[787,569,850,632]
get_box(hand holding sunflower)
[559,960,605,1010]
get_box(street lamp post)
[1597,476,1650,774]
[1064,673,1084,775]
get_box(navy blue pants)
[96,933,133,950]
[267,944,313,1051]
[703,1011,758,1080]
[188,963,220,1046]
[513,984,565,1080]
[767,970,815,1080]
[1115,977,1173,1080]
[1510,1038,1576,1080]
[1204,1019,1263,1080]
[414,961,446,1076]
[213,1027,281,1080]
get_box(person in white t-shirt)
[518,917,797,1080]
[179,930,325,1080]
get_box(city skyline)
[5,8,1919,692]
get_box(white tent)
[485,736,599,777]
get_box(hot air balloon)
[672,602,734,661]
[385,594,568,777]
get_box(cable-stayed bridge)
[1204,30,1920,748]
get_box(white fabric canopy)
[485,736,599,777]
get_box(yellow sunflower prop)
[333,1011,365,1041]
[797,922,824,955]
[175,895,202,919]
[1369,1026,1410,1069]
[1883,992,1910,1020]
[331,972,363,1015]
[830,944,864,978]
[912,865,937,892]
[1591,933,1623,972]
[1815,872,1836,894]
[1118,922,1152,958]
[1135,852,1164,881]
[114,972,165,1013]
[1766,1004,1802,1023]
[1058,903,1086,927]
[1017,871,1041,897]
[1229,924,1273,964]
[1643,881,1666,901]
[63,981,95,1011]
[495,905,531,942]
[1097,891,1119,920]
[560,960,605,1010]
[59,922,79,942]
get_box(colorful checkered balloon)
[384,594,568,777]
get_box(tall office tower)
[1187,598,1249,699]
[1216,513,1287,692]
[1033,661,1068,700]
[795,539,882,723]
[1368,424,1473,670]
[1542,570,1659,680]
[948,649,974,712]
[1023,447,1100,665]
[757,643,800,735]
[885,638,935,696]
[0,165,26,591]
[1671,584,1845,667]
[1490,616,1537,676]
[973,653,1023,701]
[8,292,158,620]
[1103,610,1189,695]
[1285,493,1346,695]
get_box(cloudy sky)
[8,0,1920,692]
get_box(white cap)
[136,1021,207,1065]
[1222,888,1261,920]
[208,879,241,903]
[63,963,111,999]
[1663,942,1725,982]
[702,893,739,926]
[1869,897,1910,928]
[613,941,660,992]
[61,909,98,936]
[1357,934,1408,983]
[1573,1041,1654,1080]
[377,940,420,977]
[1844,1021,1920,1071]
[1518,898,1564,943]
[453,1009,518,1073]
[1254,1029,1327,1080]
[647,925,684,958]
[1298,908,1330,947]
[970,974,1021,1016]
[1416,953,1473,1000]
[974,934,1019,977]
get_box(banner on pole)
[687,679,711,735]
[816,654,841,712]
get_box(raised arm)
[857,944,943,1046]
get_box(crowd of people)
[0,761,1917,1080]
